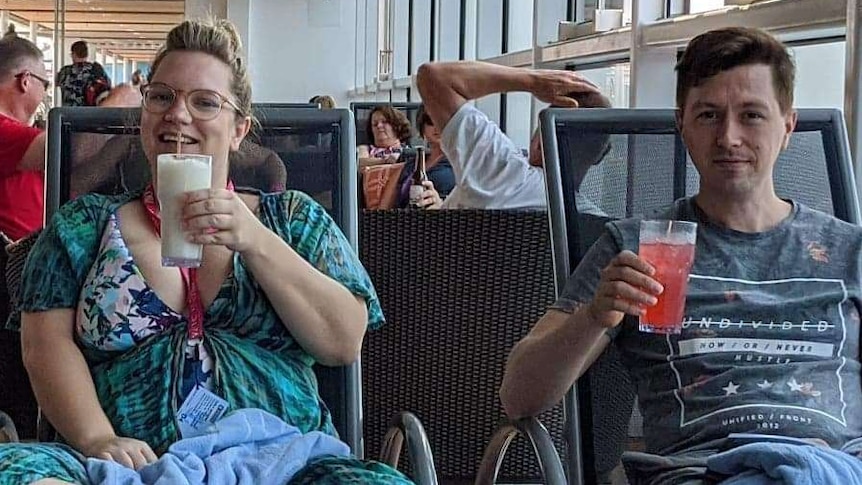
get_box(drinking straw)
[176,130,182,155]
[666,220,673,239]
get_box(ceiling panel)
[0,1,183,14]
[2,0,183,61]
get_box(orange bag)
[361,162,406,209]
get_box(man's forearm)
[500,307,610,418]
[426,61,536,101]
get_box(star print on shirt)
[722,381,740,396]
[756,380,773,390]
[787,378,804,392]
[806,241,830,263]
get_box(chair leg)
[0,410,19,443]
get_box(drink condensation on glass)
[156,153,213,267]
[638,220,698,335]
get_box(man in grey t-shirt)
[500,27,862,484]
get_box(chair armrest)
[0,410,19,443]
[379,411,438,485]
[37,409,57,443]
[475,417,567,485]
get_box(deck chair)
[360,208,572,485]
[501,107,861,485]
[5,106,437,483]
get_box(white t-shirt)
[440,103,546,210]
[439,102,604,216]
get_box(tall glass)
[638,220,698,334]
[156,153,212,267]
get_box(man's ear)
[781,109,798,151]
[675,108,687,147]
[231,116,252,151]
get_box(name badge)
[176,385,229,439]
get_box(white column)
[226,0,251,62]
[846,0,862,187]
[119,57,127,83]
[364,0,378,86]
[110,55,117,83]
[628,0,675,108]
[461,0,478,61]
[0,11,9,35]
[29,20,38,43]
[392,0,409,78]
[354,0,367,94]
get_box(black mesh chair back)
[350,102,423,147]
[1,232,39,439]
[541,107,861,484]
[37,105,364,454]
[46,106,356,216]
[360,209,564,484]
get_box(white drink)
[156,154,212,267]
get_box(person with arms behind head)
[500,27,862,484]
[56,40,111,107]
[416,60,611,212]
[392,104,454,209]
[0,18,411,485]
[0,27,49,241]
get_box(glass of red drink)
[638,220,698,334]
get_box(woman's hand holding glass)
[181,189,265,253]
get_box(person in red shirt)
[0,29,48,241]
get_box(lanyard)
[141,182,234,341]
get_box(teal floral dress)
[0,190,412,485]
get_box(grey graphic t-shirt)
[555,198,862,455]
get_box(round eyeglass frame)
[141,82,244,121]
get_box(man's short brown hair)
[367,105,412,144]
[71,40,89,59]
[675,27,795,113]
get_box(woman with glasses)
[0,19,411,485]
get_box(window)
[791,41,846,109]
[574,62,631,107]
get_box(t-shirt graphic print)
[670,274,856,445]
[554,198,862,456]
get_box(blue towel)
[86,408,349,485]
[707,442,862,485]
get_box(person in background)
[130,69,145,89]
[97,82,142,107]
[56,40,112,107]
[309,94,336,109]
[0,18,411,485]
[500,26,862,484]
[416,60,611,211]
[392,104,454,208]
[357,105,412,168]
[0,28,48,241]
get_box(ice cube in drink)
[156,154,212,267]
[638,242,696,333]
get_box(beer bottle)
[409,146,428,208]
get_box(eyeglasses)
[141,82,243,121]
[15,71,50,90]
